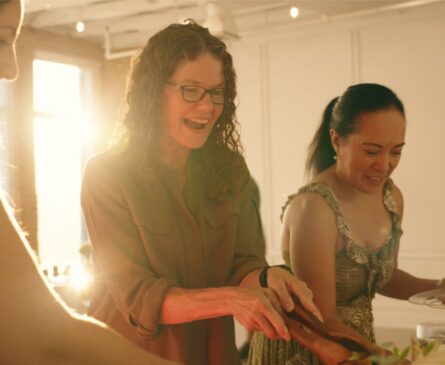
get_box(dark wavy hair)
[121,21,243,200]
[306,83,405,177]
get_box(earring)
[333,155,339,161]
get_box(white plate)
[409,289,445,309]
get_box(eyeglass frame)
[165,81,225,105]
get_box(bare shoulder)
[281,188,339,269]
[282,191,336,232]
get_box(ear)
[329,128,341,155]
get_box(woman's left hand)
[267,267,323,322]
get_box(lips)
[366,175,386,183]
[183,118,208,130]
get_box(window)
[33,59,94,274]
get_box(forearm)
[239,269,261,287]
[0,202,179,365]
[378,268,439,300]
[160,286,239,324]
[161,283,293,340]
[66,316,179,365]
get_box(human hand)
[227,287,291,340]
[267,267,323,322]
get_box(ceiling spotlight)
[75,20,85,33]
[290,6,299,19]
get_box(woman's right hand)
[227,287,291,340]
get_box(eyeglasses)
[165,81,225,105]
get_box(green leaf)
[422,341,437,356]
[400,346,410,360]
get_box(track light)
[75,20,85,33]
[290,6,299,18]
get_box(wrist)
[437,278,445,289]
[259,266,270,288]
[259,265,292,288]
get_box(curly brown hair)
[122,21,244,200]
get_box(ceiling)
[23,0,440,58]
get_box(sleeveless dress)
[247,180,403,365]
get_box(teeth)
[183,118,208,130]
[189,119,208,124]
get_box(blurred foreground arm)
[0,198,179,365]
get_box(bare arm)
[378,184,440,299]
[378,269,439,299]
[63,316,179,365]
[281,191,381,355]
[0,198,179,365]
[283,193,348,331]
[160,285,291,340]
[240,266,322,320]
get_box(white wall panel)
[231,42,275,247]
[266,32,353,259]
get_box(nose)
[372,153,393,173]
[195,91,215,112]
[0,47,19,81]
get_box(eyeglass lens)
[182,85,224,104]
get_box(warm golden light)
[69,264,92,291]
[33,59,94,268]
[75,20,85,33]
[290,6,299,19]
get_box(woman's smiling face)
[332,107,406,194]
[160,52,224,156]
[0,0,23,81]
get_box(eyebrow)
[180,79,225,87]
[362,142,406,148]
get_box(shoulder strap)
[281,181,342,221]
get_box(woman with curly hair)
[81,21,321,365]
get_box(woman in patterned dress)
[248,83,444,365]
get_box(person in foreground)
[248,83,445,364]
[81,21,321,365]
[0,0,179,364]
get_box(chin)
[182,139,208,150]
[359,183,385,194]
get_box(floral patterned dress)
[247,180,403,365]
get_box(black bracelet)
[259,264,292,288]
[259,266,270,288]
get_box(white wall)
[230,0,445,345]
